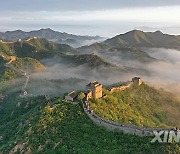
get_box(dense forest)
[0,95,179,153]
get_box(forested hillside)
[0,96,179,153]
[89,84,180,128]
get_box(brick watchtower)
[86,81,102,99]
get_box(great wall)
[0,37,40,97]
[0,38,179,137]
[0,37,38,44]
[82,79,179,137]
[83,101,177,137]
[2,55,30,97]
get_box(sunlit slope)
[104,30,180,49]
[0,96,179,153]
[89,84,180,128]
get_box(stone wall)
[83,101,175,137]
[109,81,133,93]
[83,78,178,136]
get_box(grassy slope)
[11,57,46,72]
[0,57,46,82]
[0,39,50,82]
[0,96,179,153]
[0,42,14,56]
[0,38,74,59]
[89,84,180,128]
[0,38,115,69]
[104,30,180,49]
[0,38,75,83]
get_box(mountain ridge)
[104,30,180,49]
[0,28,105,48]
[77,42,156,63]
[0,38,121,82]
[1,29,180,49]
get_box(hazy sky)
[1,0,180,37]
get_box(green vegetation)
[89,84,180,128]
[0,57,45,82]
[11,57,46,73]
[0,38,116,73]
[0,28,103,48]
[0,69,19,82]
[0,42,14,56]
[0,95,179,153]
[78,92,85,101]
[27,38,74,53]
[0,33,179,153]
[104,30,180,49]
[0,38,73,60]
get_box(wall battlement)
[83,77,179,137]
[85,77,143,101]
[109,77,143,93]
[83,101,178,137]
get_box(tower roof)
[87,81,101,87]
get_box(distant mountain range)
[0,38,112,67]
[1,29,180,82]
[104,30,180,49]
[1,29,180,49]
[0,28,105,48]
[0,37,119,82]
[77,42,155,63]
[76,30,180,65]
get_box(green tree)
[78,92,85,101]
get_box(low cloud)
[29,48,180,96]
[2,48,180,97]
[141,48,180,95]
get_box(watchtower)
[86,81,102,99]
[132,77,143,86]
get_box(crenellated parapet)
[109,77,143,93]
